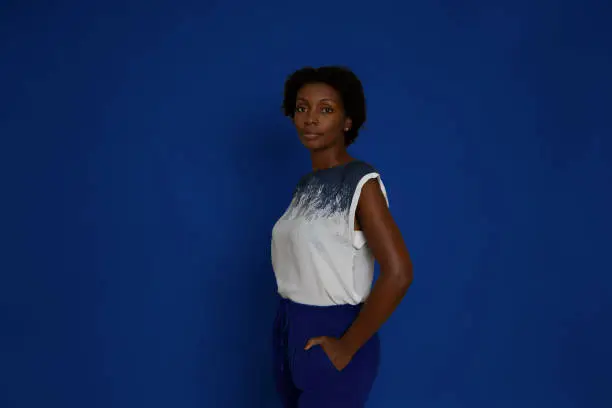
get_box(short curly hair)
[282,66,366,146]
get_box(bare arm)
[340,178,414,355]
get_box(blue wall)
[1,1,610,407]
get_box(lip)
[301,132,323,139]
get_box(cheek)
[293,113,306,127]
[321,117,344,132]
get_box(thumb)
[304,336,326,350]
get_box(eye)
[321,107,334,114]
[295,106,307,113]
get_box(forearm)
[341,268,412,355]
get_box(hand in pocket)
[304,336,354,372]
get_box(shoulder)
[345,160,389,207]
[343,160,381,185]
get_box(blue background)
[1,1,611,407]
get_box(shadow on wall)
[194,110,302,407]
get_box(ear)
[344,117,353,132]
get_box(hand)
[304,336,355,372]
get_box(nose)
[305,110,319,125]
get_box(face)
[293,82,352,151]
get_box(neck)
[310,146,353,171]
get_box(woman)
[271,66,413,408]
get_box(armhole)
[348,172,389,249]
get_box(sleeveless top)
[271,160,389,306]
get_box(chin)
[300,137,327,151]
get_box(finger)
[304,337,326,350]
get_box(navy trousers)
[273,297,380,408]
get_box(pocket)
[312,345,339,373]
[292,345,339,391]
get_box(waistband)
[277,296,364,314]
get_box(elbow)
[401,266,414,291]
[379,253,413,291]
[392,263,413,292]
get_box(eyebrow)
[296,97,336,103]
